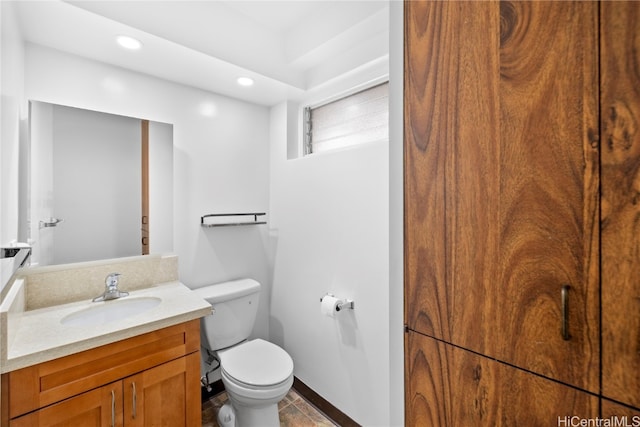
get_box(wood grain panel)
[185,350,202,427]
[6,319,199,418]
[601,399,640,421]
[405,0,599,392]
[495,0,600,392]
[39,334,185,391]
[124,352,200,427]
[405,331,599,427]
[445,1,501,355]
[404,0,501,353]
[600,0,640,409]
[404,0,450,340]
[10,382,123,427]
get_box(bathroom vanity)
[0,255,211,427]
[3,321,200,426]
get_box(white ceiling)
[14,0,390,106]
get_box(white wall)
[269,101,391,425]
[0,1,25,254]
[0,0,25,409]
[265,7,404,423]
[388,2,404,425]
[24,44,272,340]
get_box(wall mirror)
[27,101,173,267]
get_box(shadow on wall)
[266,227,279,318]
[196,225,271,340]
[337,311,358,347]
[269,300,359,363]
[198,225,269,282]
[269,315,285,347]
[269,299,359,347]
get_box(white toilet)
[194,279,294,427]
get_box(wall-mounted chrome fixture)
[320,293,355,317]
[39,217,63,228]
[337,299,355,311]
[201,213,266,227]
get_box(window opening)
[303,81,389,155]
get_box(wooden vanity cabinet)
[122,352,201,427]
[9,382,124,427]
[1,320,201,427]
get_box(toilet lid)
[219,339,293,387]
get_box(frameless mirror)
[27,101,173,266]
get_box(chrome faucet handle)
[93,273,128,302]
[105,273,121,291]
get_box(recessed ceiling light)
[237,77,254,87]
[116,35,142,50]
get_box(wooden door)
[123,353,201,427]
[600,0,640,410]
[10,382,123,427]
[405,331,598,426]
[404,0,600,392]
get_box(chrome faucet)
[93,273,129,302]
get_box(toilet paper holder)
[320,294,355,311]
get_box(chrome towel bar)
[201,213,266,227]
[39,217,63,228]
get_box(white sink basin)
[61,297,162,327]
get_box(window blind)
[305,81,389,155]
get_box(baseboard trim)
[293,377,360,427]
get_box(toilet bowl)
[218,339,293,426]
[194,279,294,427]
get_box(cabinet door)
[123,353,201,427]
[10,382,123,427]
[5,320,200,419]
[405,331,598,426]
[601,399,640,422]
[404,0,599,392]
[600,0,640,409]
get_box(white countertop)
[1,281,211,373]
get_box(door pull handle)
[111,390,116,427]
[132,381,137,419]
[561,285,571,341]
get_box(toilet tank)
[194,278,260,351]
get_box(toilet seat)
[218,339,293,388]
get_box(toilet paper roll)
[321,295,340,318]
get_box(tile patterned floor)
[202,388,338,427]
